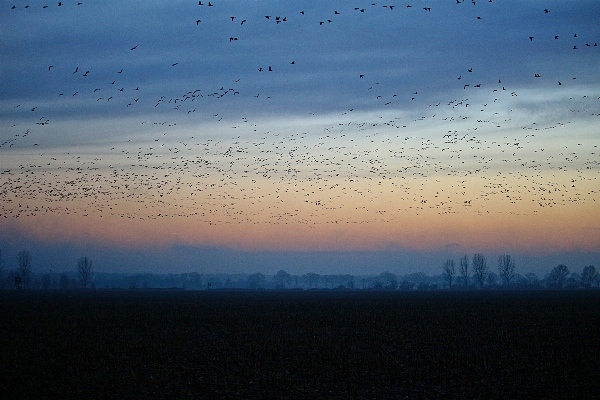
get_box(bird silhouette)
[2,0,597,236]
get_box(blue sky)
[1,0,599,276]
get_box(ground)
[1,290,598,398]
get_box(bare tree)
[17,250,32,289]
[443,259,456,289]
[472,253,487,289]
[497,254,515,288]
[581,265,597,288]
[77,256,93,289]
[459,254,469,288]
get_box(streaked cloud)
[1,0,599,274]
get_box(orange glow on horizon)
[3,200,598,256]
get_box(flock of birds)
[1,1,599,230]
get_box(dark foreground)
[1,290,599,399]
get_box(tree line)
[0,249,93,290]
[0,248,597,291]
[441,253,598,290]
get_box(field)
[1,290,599,398]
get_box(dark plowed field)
[1,290,599,399]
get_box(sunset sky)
[1,0,599,275]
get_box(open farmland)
[1,290,599,398]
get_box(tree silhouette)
[273,269,291,289]
[486,271,499,287]
[377,271,398,290]
[41,273,52,290]
[17,250,32,289]
[303,272,321,288]
[77,256,93,289]
[443,259,456,289]
[497,255,515,288]
[525,272,540,288]
[59,273,70,290]
[247,272,265,289]
[341,274,355,289]
[459,254,469,288]
[472,253,487,289]
[547,264,569,289]
[581,265,597,288]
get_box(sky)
[1,0,599,276]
